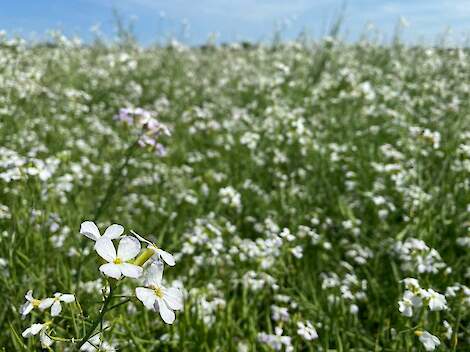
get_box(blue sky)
[1,1,470,45]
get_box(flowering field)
[0,35,469,351]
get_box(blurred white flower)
[349,304,359,314]
[271,305,289,322]
[398,290,422,317]
[416,330,440,351]
[443,320,453,340]
[402,278,420,291]
[290,246,303,259]
[423,289,447,311]
[219,186,242,211]
[297,320,318,341]
[257,326,293,351]
[80,333,116,352]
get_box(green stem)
[133,248,155,266]
[74,136,140,290]
[93,137,140,221]
[77,283,115,349]
[108,298,131,311]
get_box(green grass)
[0,35,469,351]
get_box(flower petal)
[51,301,62,317]
[103,224,124,239]
[25,290,34,302]
[95,238,116,262]
[136,287,156,310]
[80,221,101,241]
[119,263,143,278]
[164,287,183,311]
[117,236,141,261]
[156,248,175,266]
[40,330,54,348]
[39,298,54,310]
[99,263,122,279]
[22,323,44,337]
[157,298,175,324]
[20,302,33,316]
[60,294,75,303]
[131,230,152,245]
[80,335,100,351]
[144,261,163,287]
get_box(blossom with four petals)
[96,236,143,280]
[39,292,75,317]
[135,261,183,324]
[19,290,42,317]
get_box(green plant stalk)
[74,135,141,290]
[93,136,140,221]
[76,251,153,349]
[77,283,115,349]
[133,248,155,266]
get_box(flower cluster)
[20,290,75,348]
[3,32,470,350]
[398,278,449,351]
[81,222,183,323]
[114,107,171,156]
[393,238,446,274]
[257,327,293,352]
[19,221,183,349]
[398,278,447,318]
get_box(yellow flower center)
[32,299,41,308]
[113,258,122,264]
[153,286,164,298]
[414,330,423,337]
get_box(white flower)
[80,334,116,352]
[443,320,453,340]
[22,323,45,338]
[22,323,53,348]
[398,290,422,317]
[297,320,318,341]
[398,299,413,317]
[237,342,249,352]
[131,230,175,266]
[39,292,75,317]
[423,289,447,311]
[349,304,359,314]
[271,305,289,322]
[19,290,42,317]
[402,277,421,291]
[80,221,123,242]
[257,327,293,351]
[135,261,183,324]
[96,236,143,279]
[416,331,440,351]
[290,246,303,258]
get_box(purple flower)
[115,107,171,156]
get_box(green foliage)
[0,34,469,351]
